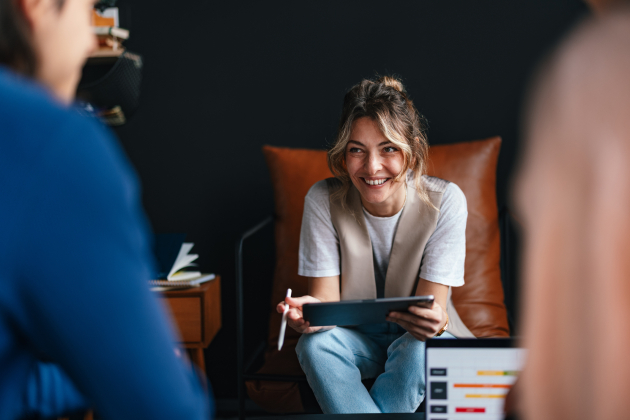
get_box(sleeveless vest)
[326,175,475,338]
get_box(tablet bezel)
[302,295,435,327]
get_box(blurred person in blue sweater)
[0,0,213,418]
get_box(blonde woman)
[277,76,473,413]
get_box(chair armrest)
[235,216,273,420]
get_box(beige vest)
[326,175,475,338]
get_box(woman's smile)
[361,177,390,187]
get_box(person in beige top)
[276,76,472,413]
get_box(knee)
[296,330,326,360]
[295,328,345,362]
[387,332,426,363]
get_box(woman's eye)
[383,146,398,153]
[348,147,363,153]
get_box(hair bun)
[377,76,405,93]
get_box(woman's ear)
[18,0,52,30]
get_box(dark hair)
[327,75,432,208]
[0,0,66,76]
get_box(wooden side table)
[158,276,222,372]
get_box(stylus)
[278,288,292,351]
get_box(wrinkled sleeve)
[419,183,468,287]
[298,181,341,278]
[24,361,89,418]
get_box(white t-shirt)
[298,176,467,296]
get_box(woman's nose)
[366,153,382,174]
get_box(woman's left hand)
[386,301,446,342]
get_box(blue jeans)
[295,322,455,414]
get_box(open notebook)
[149,273,215,291]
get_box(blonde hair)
[327,75,432,208]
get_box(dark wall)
[113,0,588,399]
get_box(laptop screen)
[425,339,526,420]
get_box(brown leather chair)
[237,137,510,415]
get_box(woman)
[0,0,211,418]
[277,76,473,413]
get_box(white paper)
[167,242,200,280]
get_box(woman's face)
[345,117,407,217]
[28,0,97,103]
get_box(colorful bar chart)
[456,407,486,413]
[426,347,527,420]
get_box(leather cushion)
[427,137,508,337]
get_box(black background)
[111,0,588,400]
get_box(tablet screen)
[303,296,434,326]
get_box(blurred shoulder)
[0,68,126,169]
[0,68,75,129]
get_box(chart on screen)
[426,345,527,420]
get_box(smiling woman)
[275,76,474,414]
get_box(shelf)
[88,48,124,59]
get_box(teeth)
[365,178,387,186]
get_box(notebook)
[425,338,526,420]
[149,273,215,291]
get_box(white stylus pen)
[278,288,292,350]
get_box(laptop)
[425,338,526,420]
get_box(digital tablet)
[302,295,435,327]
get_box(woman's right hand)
[276,295,333,334]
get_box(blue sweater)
[0,68,212,419]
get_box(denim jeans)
[295,322,455,414]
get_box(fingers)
[393,317,436,335]
[388,310,439,327]
[288,317,311,333]
[277,295,321,313]
[389,317,437,342]
[286,295,321,307]
[276,301,287,313]
[285,309,330,334]
[277,295,326,334]
[285,307,309,333]
[286,307,303,322]
[387,307,442,338]
[407,305,442,323]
